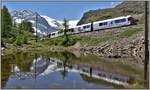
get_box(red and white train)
[50,15,136,38]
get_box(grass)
[129,82,146,89]
[71,35,112,46]
[119,28,143,37]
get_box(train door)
[78,27,83,33]
[109,21,114,28]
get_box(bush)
[14,34,28,46]
[23,35,28,44]
[49,35,76,47]
[58,36,67,46]
[15,35,23,46]
[59,36,77,47]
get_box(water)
[1,51,143,89]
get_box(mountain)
[41,15,63,29]
[42,15,79,29]
[11,10,57,36]
[77,1,145,25]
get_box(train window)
[115,20,120,23]
[68,29,74,32]
[71,29,74,32]
[99,22,107,26]
[99,23,103,26]
[115,18,126,23]
[103,22,107,25]
[51,33,55,36]
[83,25,90,29]
[66,30,70,32]
[121,19,126,22]
[78,27,81,30]
[111,21,113,24]
[83,26,86,29]
[98,73,102,76]
[87,25,90,28]
[58,31,62,34]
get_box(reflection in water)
[1,51,142,89]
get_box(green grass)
[71,35,112,46]
[119,28,143,37]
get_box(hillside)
[77,1,145,25]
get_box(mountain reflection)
[2,51,141,89]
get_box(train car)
[93,15,135,31]
[74,23,92,34]
[50,30,65,38]
[50,31,59,38]
[66,28,75,34]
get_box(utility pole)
[20,12,23,34]
[34,53,37,88]
[144,1,149,88]
[4,23,5,37]
[36,13,38,42]
[91,21,93,31]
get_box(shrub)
[23,35,28,44]
[14,34,28,46]
[15,35,23,46]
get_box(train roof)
[94,15,131,24]
[75,22,91,28]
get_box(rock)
[79,30,144,64]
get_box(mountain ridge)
[77,1,145,25]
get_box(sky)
[2,1,122,21]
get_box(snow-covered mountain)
[41,15,63,29]
[11,10,57,36]
[42,15,79,29]
[11,10,79,36]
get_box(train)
[49,15,136,38]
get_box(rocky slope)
[77,24,145,65]
[78,1,145,25]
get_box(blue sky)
[2,1,122,20]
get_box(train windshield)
[115,18,126,23]
[83,25,90,29]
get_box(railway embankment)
[70,24,145,65]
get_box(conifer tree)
[62,18,69,43]
[1,5,12,37]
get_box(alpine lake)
[1,50,144,89]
